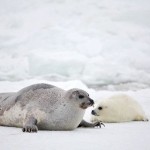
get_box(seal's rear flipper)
[22,116,38,133]
[78,120,105,128]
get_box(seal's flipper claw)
[23,116,38,133]
[94,121,105,128]
[22,125,38,133]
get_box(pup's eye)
[79,95,84,99]
[98,107,103,110]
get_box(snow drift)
[0,0,150,88]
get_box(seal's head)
[91,104,108,117]
[91,106,103,116]
[66,88,94,109]
[91,101,115,123]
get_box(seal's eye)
[79,95,84,99]
[98,107,103,110]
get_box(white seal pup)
[0,83,102,132]
[91,94,148,123]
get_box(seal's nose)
[91,110,96,115]
[89,99,94,106]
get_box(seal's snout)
[80,98,94,109]
[91,110,98,116]
[89,99,94,106]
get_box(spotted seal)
[0,83,102,132]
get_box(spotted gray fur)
[0,83,100,132]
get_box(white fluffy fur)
[91,94,148,123]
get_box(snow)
[1,123,150,150]
[0,0,150,88]
[0,80,150,150]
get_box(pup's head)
[91,100,119,123]
[91,102,108,117]
[66,88,94,109]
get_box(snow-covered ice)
[0,80,150,150]
[0,0,150,88]
[1,122,150,150]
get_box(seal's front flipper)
[78,120,105,128]
[22,116,38,133]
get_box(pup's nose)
[89,99,94,106]
[91,110,96,115]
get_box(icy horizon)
[0,0,150,90]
